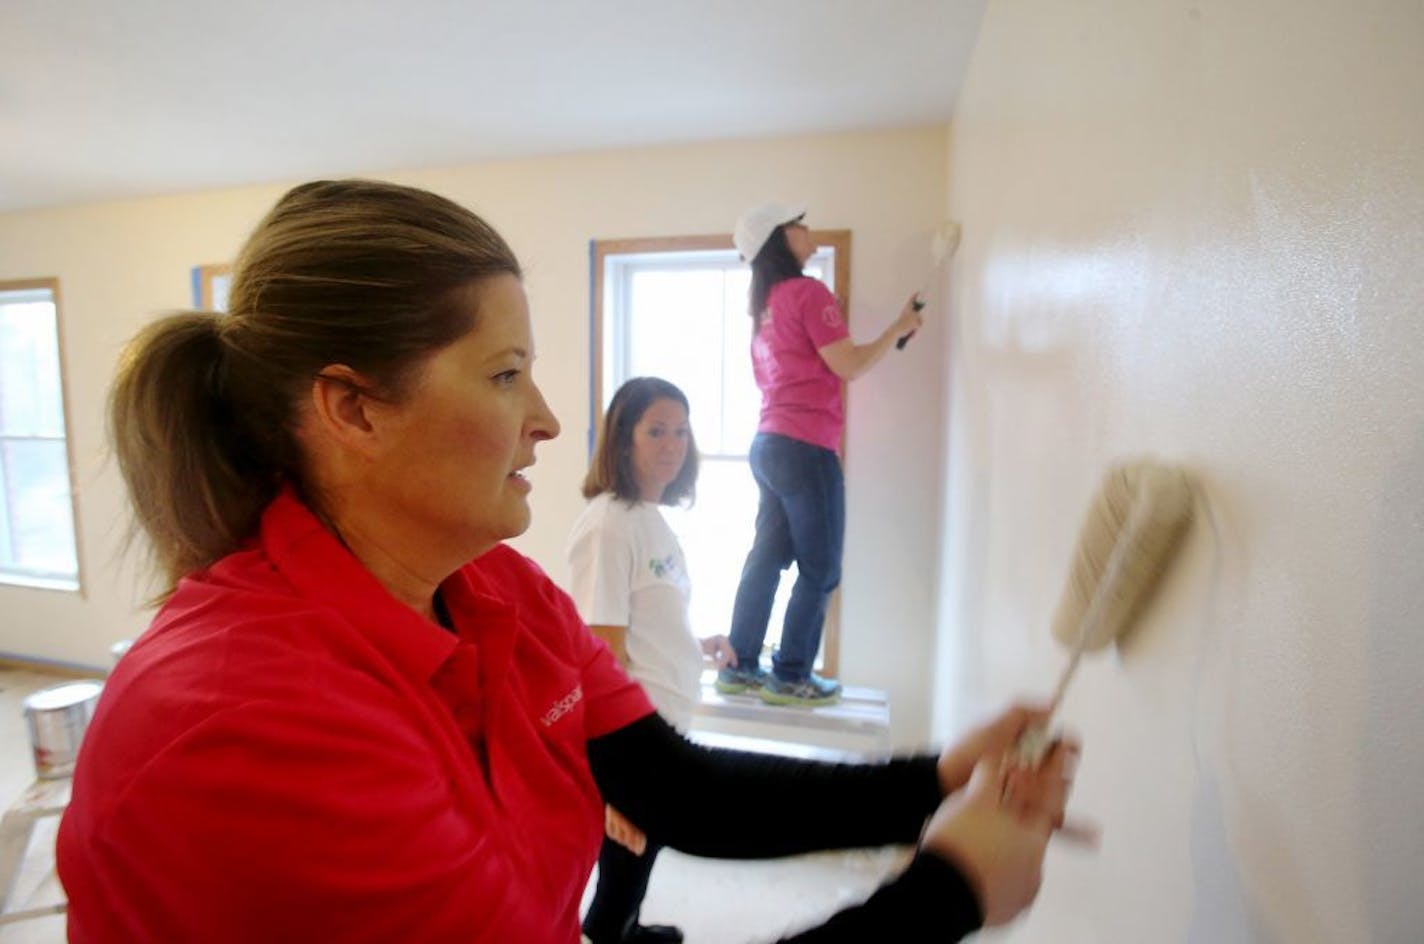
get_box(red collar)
[259,488,460,684]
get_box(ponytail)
[748,224,805,328]
[110,312,282,595]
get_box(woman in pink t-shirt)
[718,203,923,707]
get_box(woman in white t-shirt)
[567,376,735,944]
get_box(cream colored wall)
[0,127,950,746]
[935,0,1423,941]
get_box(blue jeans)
[728,433,845,681]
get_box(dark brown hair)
[581,377,698,507]
[748,223,806,328]
[110,179,521,593]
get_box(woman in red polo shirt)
[57,179,1076,944]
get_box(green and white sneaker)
[758,673,842,707]
[715,665,770,694]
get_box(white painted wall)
[934,0,1423,941]
[0,127,950,747]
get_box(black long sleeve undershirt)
[587,713,938,857]
[585,712,983,942]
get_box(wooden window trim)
[0,277,84,594]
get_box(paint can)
[22,680,102,779]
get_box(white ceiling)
[1,0,986,213]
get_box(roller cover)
[1050,459,1194,651]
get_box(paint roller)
[897,221,962,349]
[1014,458,1195,765]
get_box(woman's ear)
[308,364,382,457]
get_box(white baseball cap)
[733,202,807,261]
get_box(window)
[193,264,232,311]
[591,232,850,675]
[0,280,80,590]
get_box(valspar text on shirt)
[541,685,583,727]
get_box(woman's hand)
[937,703,1052,795]
[920,742,1078,928]
[700,634,737,669]
[891,292,925,339]
[919,758,1048,927]
[605,805,647,856]
[1000,736,1079,835]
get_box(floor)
[0,668,69,943]
[0,666,909,943]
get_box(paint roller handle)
[899,223,960,350]
[1015,487,1159,768]
[937,702,1055,794]
[1012,723,1055,768]
[896,294,926,349]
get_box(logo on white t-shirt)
[648,553,679,579]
